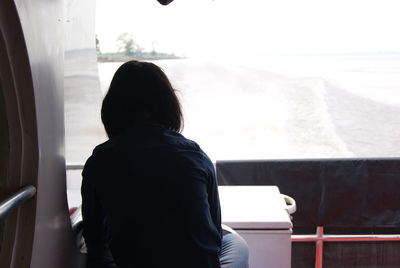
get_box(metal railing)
[292,226,400,268]
[66,163,85,170]
[0,185,36,219]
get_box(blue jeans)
[219,233,249,268]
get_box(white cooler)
[218,186,295,268]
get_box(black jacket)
[81,122,222,268]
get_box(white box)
[219,186,293,268]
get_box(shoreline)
[97,55,185,63]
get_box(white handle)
[281,194,296,215]
[221,224,237,235]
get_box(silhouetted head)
[101,61,183,138]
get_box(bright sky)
[96,0,400,57]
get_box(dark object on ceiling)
[157,0,174,5]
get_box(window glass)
[64,0,106,208]
[94,0,400,161]
[65,0,400,207]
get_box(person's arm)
[174,154,222,266]
[206,163,223,238]
[81,156,116,268]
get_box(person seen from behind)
[81,60,249,268]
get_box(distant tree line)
[96,33,182,62]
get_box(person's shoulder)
[171,133,214,167]
[179,135,209,159]
[166,131,199,150]
[83,139,115,175]
[92,138,116,154]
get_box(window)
[65,0,400,207]
[94,0,400,161]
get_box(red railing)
[292,226,400,268]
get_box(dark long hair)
[101,61,183,138]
